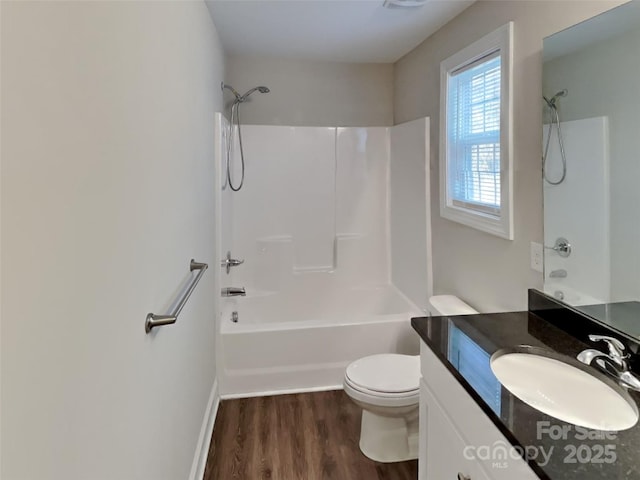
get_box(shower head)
[544,89,568,109]
[238,86,270,102]
[221,82,241,101]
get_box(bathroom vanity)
[412,290,640,480]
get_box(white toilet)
[343,295,478,463]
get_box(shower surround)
[543,116,610,305]
[214,114,430,397]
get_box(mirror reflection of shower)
[221,82,270,191]
[543,89,568,185]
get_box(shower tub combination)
[543,115,611,307]
[214,113,430,397]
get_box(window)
[440,23,514,240]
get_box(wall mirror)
[542,0,640,340]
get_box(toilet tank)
[427,295,478,316]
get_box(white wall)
[1,2,224,479]
[225,55,394,126]
[543,25,640,302]
[393,1,625,312]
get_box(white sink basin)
[490,346,639,431]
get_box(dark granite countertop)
[411,309,640,480]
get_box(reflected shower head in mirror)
[544,89,568,109]
[543,88,568,185]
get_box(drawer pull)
[457,474,471,480]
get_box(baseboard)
[221,384,342,400]
[189,378,220,480]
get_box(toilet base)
[358,409,419,463]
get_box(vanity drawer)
[420,342,539,480]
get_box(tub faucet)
[221,251,244,275]
[221,287,246,297]
[549,269,567,278]
[577,335,640,391]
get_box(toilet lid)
[345,354,420,394]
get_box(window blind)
[447,52,501,216]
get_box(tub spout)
[549,269,567,278]
[221,287,246,297]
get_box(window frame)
[439,22,514,240]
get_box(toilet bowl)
[343,353,420,463]
[343,295,478,463]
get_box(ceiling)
[207,0,475,63]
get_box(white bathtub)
[219,284,421,398]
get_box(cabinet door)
[420,379,492,480]
[420,344,540,480]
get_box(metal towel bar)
[145,259,209,333]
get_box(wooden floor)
[204,390,418,480]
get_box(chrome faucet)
[221,251,244,274]
[577,335,640,391]
[221,287,246,297]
